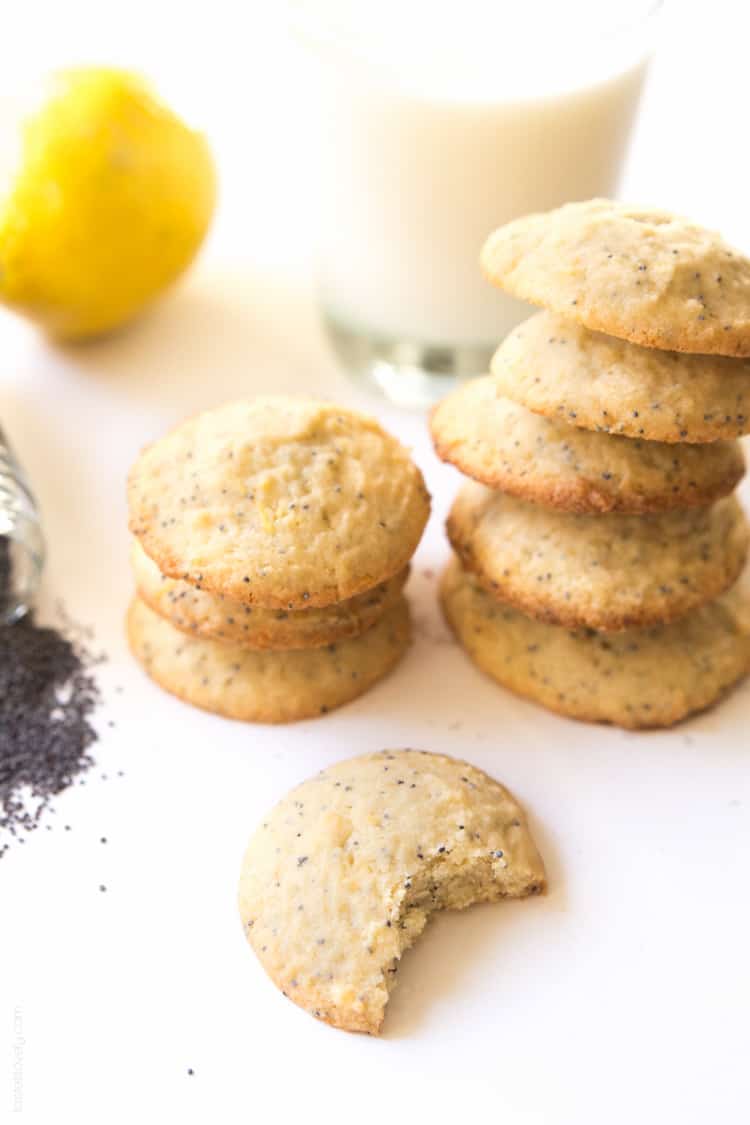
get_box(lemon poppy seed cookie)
[481,198,750,356]
[238,749,545,1034]
[447,481,749,632]
[431,376,745,513]
[127,595,411,723]
[492,312,750,444]
[128,397,430,609]
[130,538,409,650]
[441,556,750,729]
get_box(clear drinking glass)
[294,0,661,407]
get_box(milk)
[295,0,656,396]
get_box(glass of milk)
[293,0,660,406]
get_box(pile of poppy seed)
[0,542,102,854]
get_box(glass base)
[323,311,494,408]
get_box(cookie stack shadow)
[432,200,750,729]
[126,397,430,723]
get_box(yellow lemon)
[0,67,216,340]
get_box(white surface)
[1,3,750,1123]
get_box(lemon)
[0,67,216,340]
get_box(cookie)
[430,376,745,513]
[447,481,749,631]
[126,595,411,723]
[492,311,750,444]
[480,198,750,356]
[130,538,409,650]
[128,397,430,609]
[238,749,545,1034]
[441,555,750,729]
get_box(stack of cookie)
[432,200,750,728]
[126,397,430,723]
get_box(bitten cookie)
[492,312,750,444]
[447,481,749,631]
[128,397,430,609]
[238,749,545,1034]
[441,555,750,729]
[480,198,750,356]
[131,538,409,650]
[127,595,411,723]
[430,376,745,513]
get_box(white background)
[1,2,749,1122]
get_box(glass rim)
[289,1,664,64]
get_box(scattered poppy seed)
[0,594,102,854]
